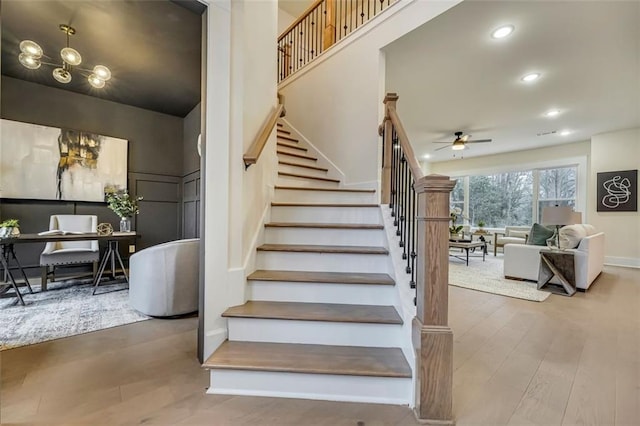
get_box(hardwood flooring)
[1,265,638,425]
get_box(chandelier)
[18,24,112,89]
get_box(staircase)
[203,121,413,404]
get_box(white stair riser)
[277,176,340,188]
[271,206,382,224]
[208,370,412,405]
[264,227,385,246]
[228,318,403,347]
[277,152,319,166]
[278,163,328,178]
[274,189,377,204]
[256,251,389,273]
[248,281,396,305]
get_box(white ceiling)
[384,1,640,163]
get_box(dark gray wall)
[183,103,202,175]
[182,103,201,238]
[0,76,184,274]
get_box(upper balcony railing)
[278,0,397,82]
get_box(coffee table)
[448,240,486,266]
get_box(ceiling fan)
[433,131,492,151]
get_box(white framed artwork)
[0,119,128,202]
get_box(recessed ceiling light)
[422,154,431,159]
[492,25,514,39]
[521,73,541,82]
[560,130,571,136]
[545,109,560,117]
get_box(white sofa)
[504,226,604,290]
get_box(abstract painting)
[597,169,637,212]
[0,119,128,202]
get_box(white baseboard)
[604,256,640,269]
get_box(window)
[538,166,577,220]
[450,165,578,228]
[468,171,533,228]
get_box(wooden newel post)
[323,0,336,50]
[413,174,456,424]
[381,93,398,204]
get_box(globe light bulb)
[88,74,106,88]
[19,53,41,70]
[52,68,72,84]
[61,47,82,66]
[93,65,111,81]
[19,40,43,58]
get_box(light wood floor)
[1,265,638,425]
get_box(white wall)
[278,7,296,35]
[202,0,279,359]
[279,0,461,187]
[589,128,640,267]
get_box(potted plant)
[106,191,143,232]
[449,207,464,238]
[0,219,20,238]
[477,220,486,233]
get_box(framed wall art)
[596,169,637,212]
[0,119,128,202]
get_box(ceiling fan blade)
[467,139,492,143]
[435,145,451,151]
[461,134,470,142]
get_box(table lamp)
[542,206,576,249]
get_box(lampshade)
[571,211,582,225]
[542,206,574,226]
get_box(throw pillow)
[582,224,597,236]
[559,224,588,249]
[527,223,555,246]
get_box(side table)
[538,249,576,296]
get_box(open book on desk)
[37,230,88,236]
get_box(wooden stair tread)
[278,172,340,183]
[222,301,402,324]
[277,151,318,161]
[271,202,380,207]
[265,222,383,229]
[275,185,375,193]
[277,122,283,127]
[203,341,412,378]
[278,161,328,172]
[247,270,394,285]
[265,222,382,229]
[257,244,388,254]
[277,142,306,151]
[277,129,291,134]
[277,135,299,142]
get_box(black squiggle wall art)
[597,170,637,212]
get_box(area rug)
[449,254,550,302]
[0,278,150,350]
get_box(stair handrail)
[278,0,398,82]
[243,95,286,169]
[379,92,455,424]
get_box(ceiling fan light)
[52,68,72,84]
[88,74,106,88]
[61,47,82,66]
[19,40,43,58]
[545,109,560,117]
[492,25,514,39]
[18,53,41,70]
[93,65,111,81]
[452,141,465,150]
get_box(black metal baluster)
[392,128,399,222]
[398,153,405,241]
[360,0,365,25]
[401,154,408,257]
[405,171,412,272]
[410,187,417,289]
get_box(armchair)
[40,215,99,289]
[493,226,529,256]
[129,238,199,317]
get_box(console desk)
[0,232,138,305]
